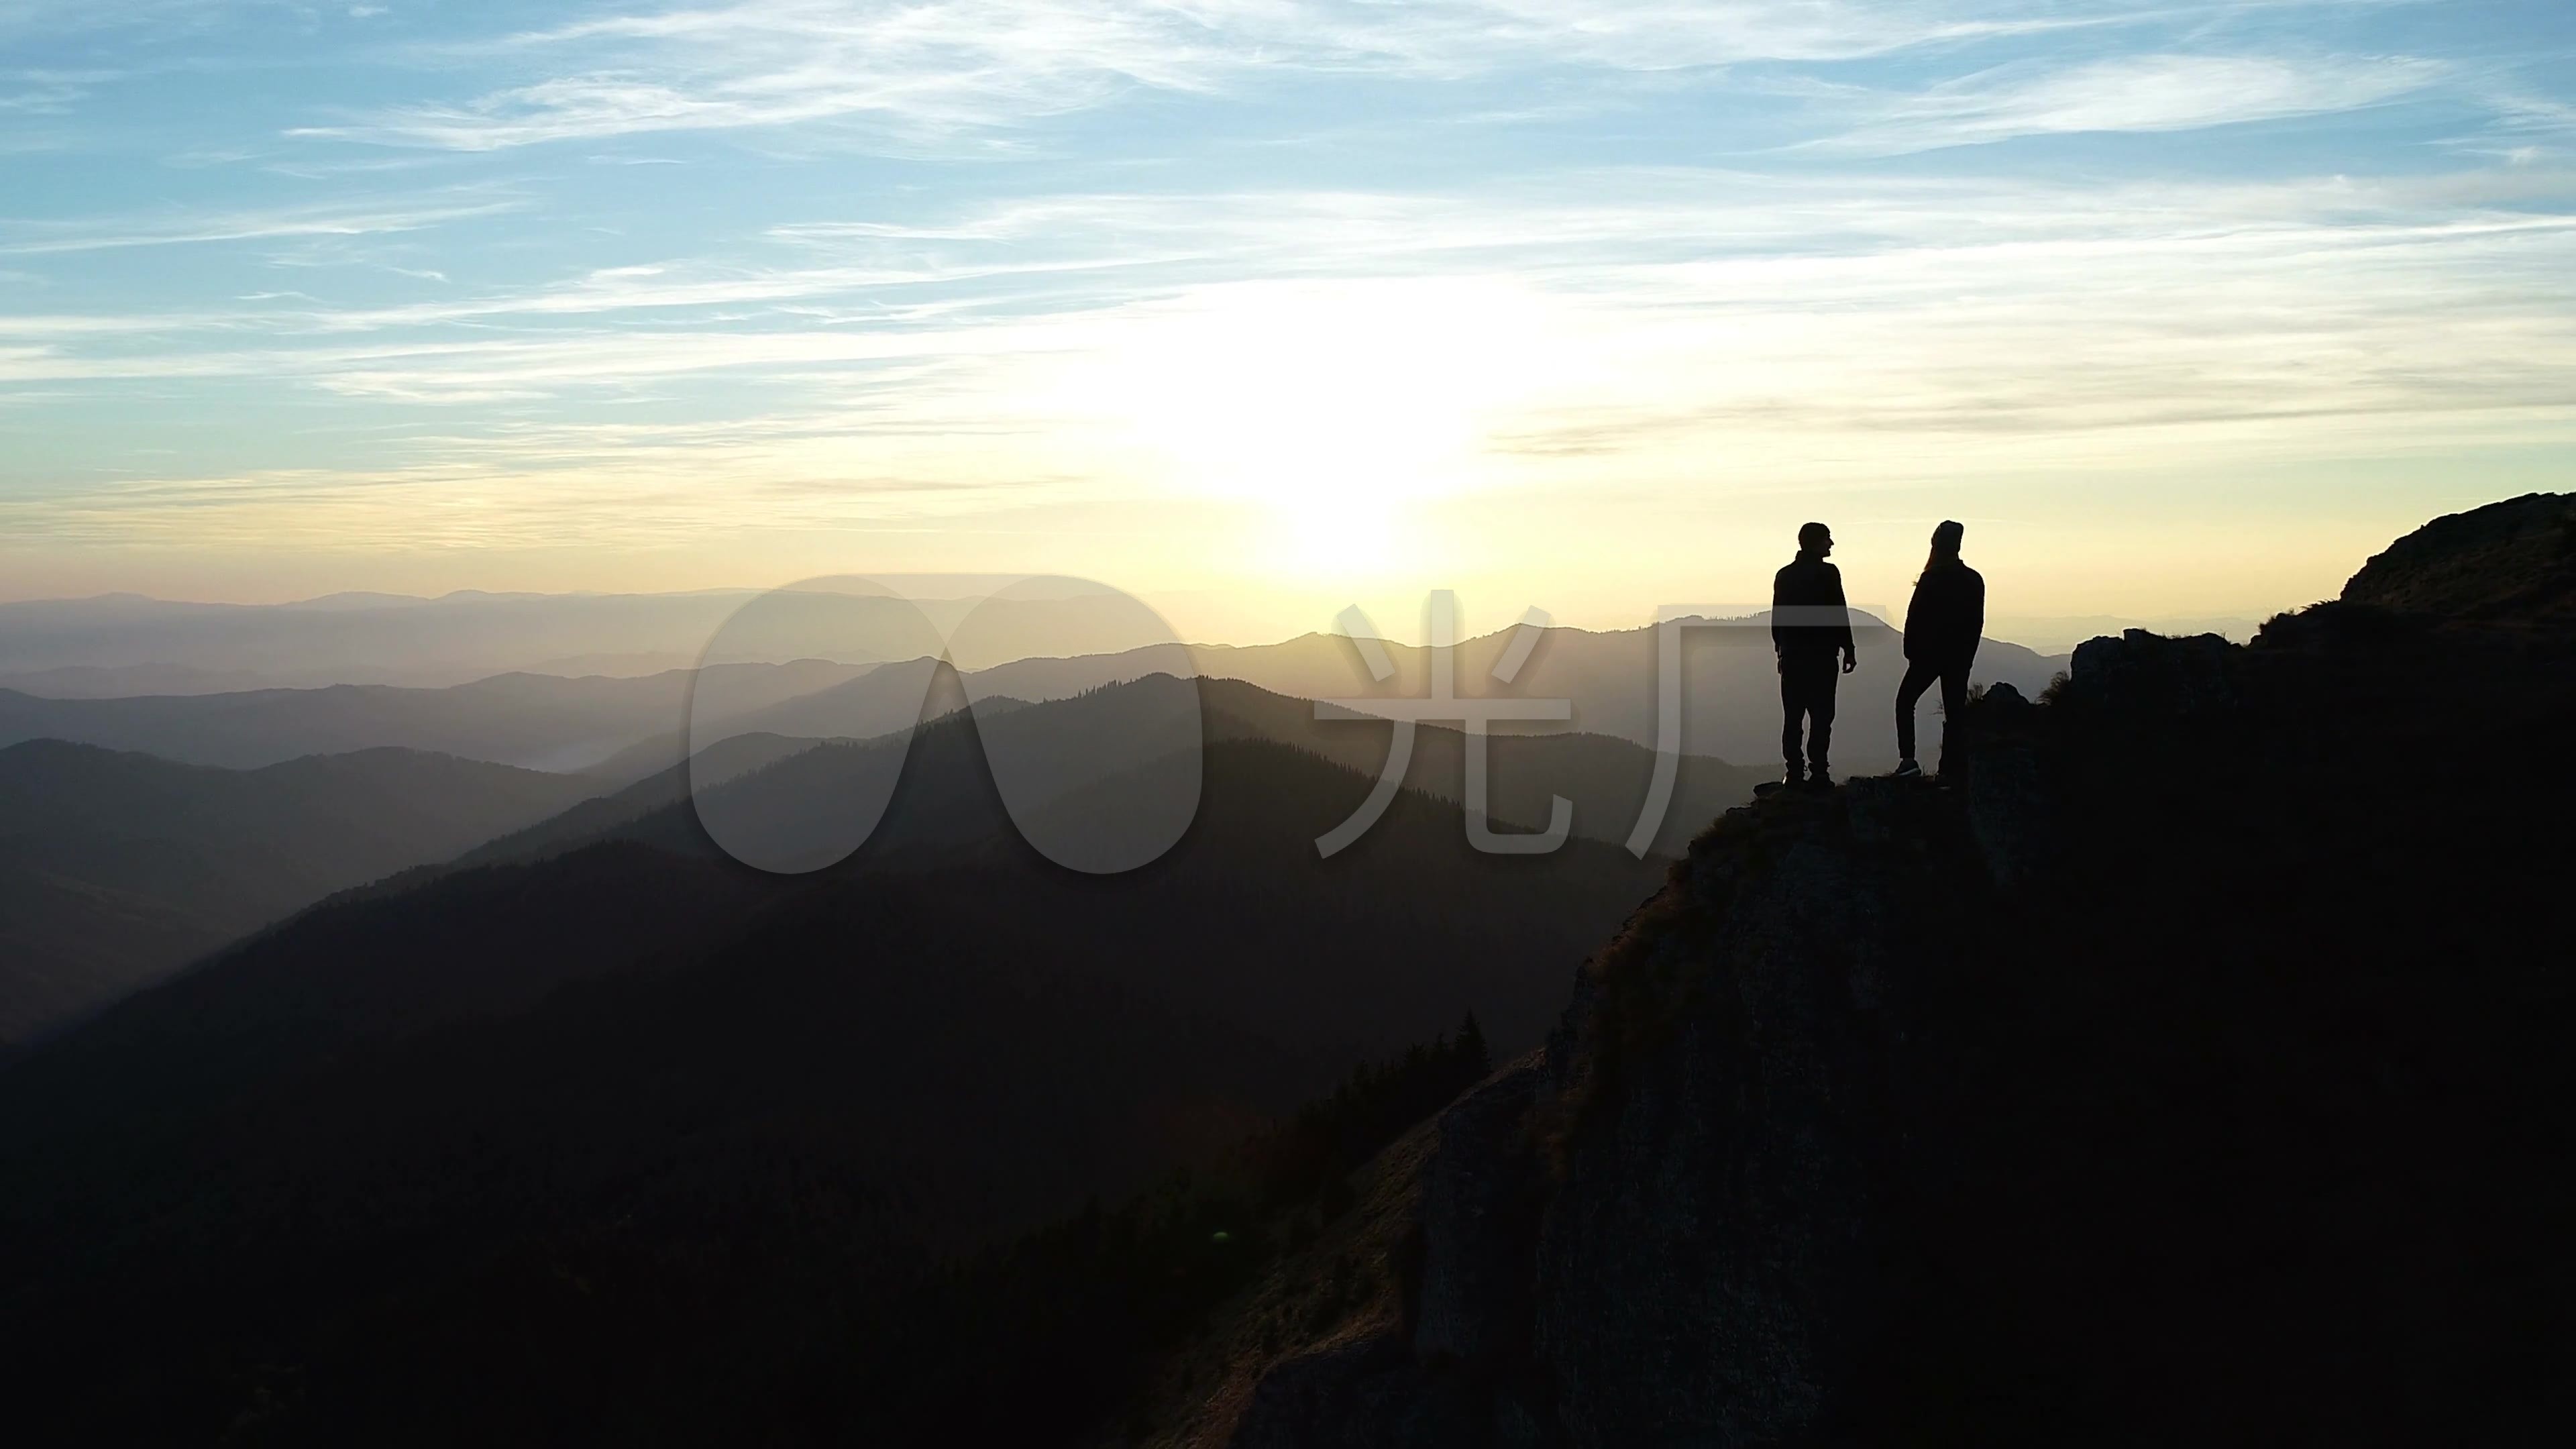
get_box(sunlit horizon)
[5,1,2571,636]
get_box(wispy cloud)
[9,169,2571,482]
[1808,51,2447,154]
[2491,91,2576,134]
[0,1,229,39]
[0,193,523,255]
[0,66,121,113]
[3,0,2569,614]
[294,0,2188,150]
[296,1,1244,150]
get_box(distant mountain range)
[0,587,1195,690]
[0,585,2129,702]
[4,609,2059,788]
[474,674,1767,873]
[0,600,2027,1059]
[1014,612,2068,771]
[0,659,873,771]
[0,688,1666,1440]
[661,612,2065,777]
[0,742,601,1047]
[0,663,1754,1051]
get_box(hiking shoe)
[1803,770,1834,791]
[1892,759,1923,780]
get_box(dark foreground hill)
[0,702,1660,1442]
[0,742,599,1046]
[1140,494,2576,1447]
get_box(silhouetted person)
[1772,521,1856,790]
[1894,519,1985,780]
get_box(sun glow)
[1080,278,1562,517]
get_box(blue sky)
[3,1,2572,637]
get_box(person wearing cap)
[1894,519,1986,781]
[1770,521,1857,790]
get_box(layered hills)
[0,606,2053,782]
[0,743,600,1047]
[0,691,1664,1441]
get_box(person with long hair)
[1893,519,1985,780]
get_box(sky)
[2,0,2572,644]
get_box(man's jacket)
[1903,560,1986,663]
[1771,554,1856,661]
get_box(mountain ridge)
[1138,492,2576,1448]
[0,740,604,1047]
[0,700,1671,1440]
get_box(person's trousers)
[1779,653,1839,774]
[1896,655,1970,771]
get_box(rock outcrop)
[2339,490,2576,627]
[1155,495,2576,1449]
[1186,773,1979,1449]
